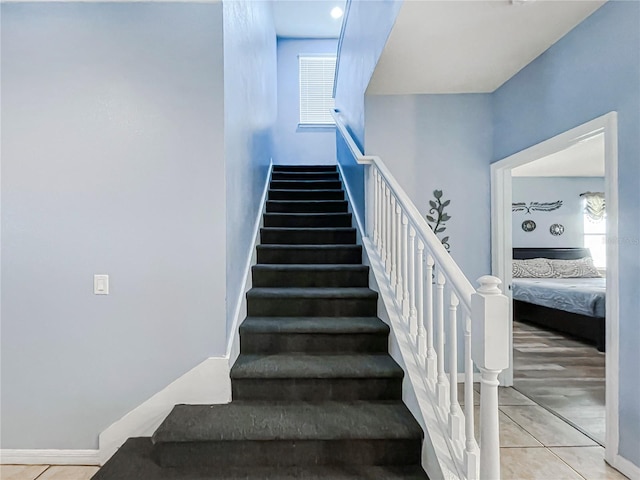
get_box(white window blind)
[299,56,336,125]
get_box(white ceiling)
[272,0,346,38]
[367,0,606,94]
[512,133,605,177]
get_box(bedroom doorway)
[490,113,619,458]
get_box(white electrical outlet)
[94,274,109,295]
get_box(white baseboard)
[612,453,640,480]
[97,356,231,464]
[225,160,273,366]
[0,449,100,466]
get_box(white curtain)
[581,192,605,222]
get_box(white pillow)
[549,257,601,278]
[512,258,555,278]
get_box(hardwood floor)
[512,320,606,445]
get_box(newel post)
[471,275,509,480]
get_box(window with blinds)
[299,55,337,125]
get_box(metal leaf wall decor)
[512,200,563,214]
[426,190,451,252]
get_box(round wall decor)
[550,224,565,236]
[521,220,536,232]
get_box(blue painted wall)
[512,177,605,249]
[224,0,277,338]
[333,0,403,227]
[1,2,226,449]
[493,1,640,465]
[274,38,337,165]
[365,93,493,285]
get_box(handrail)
[332,109,476,308]
[333,108,509,480]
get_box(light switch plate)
[94,274,109,295]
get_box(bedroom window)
[299,55,336,126]
[582,192,606,269]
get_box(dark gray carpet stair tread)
[252,264,367,273]
[240,316,388,334]
[231,354,403,379]
[266,200,349,213]
[260,227,355,233]
[272,172,340,180]
[152,402,423,443]
[268,189,345,200]
[247,287,377,300]
[273,165,337,172]
[92,438,428,480]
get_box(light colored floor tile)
[37,466,98,480]
[457,383,480,406]
[0,465,48,480]
[474,408,542,447]
[550,446,629,480]
[500,405,597,447]
[499,387,536,406]
[500,447,583,480]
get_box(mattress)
[512,277,606,318]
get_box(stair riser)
[232,378,402,401]
[257,247,361,264]
[271,180,342,190]
[260,229,356,245]
[271,172,340,181]
[269,190,344,201]
[273,165,337,172]
[252,268,368,287]
[153,439,421,468]
[247,297,377,317]
[239,332,388,354]
[266,201,349,213]
[263,214,352,228]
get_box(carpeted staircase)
[92,165,428,479]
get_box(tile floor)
[512,320,606,444]
[0,465,98,480]
[460,383,625,479]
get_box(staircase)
[92,165,428,479]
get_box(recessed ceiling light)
[331,6,343,19]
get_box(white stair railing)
[333,110,509,480]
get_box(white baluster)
[436,270,448,407]
[425,254,436,381]
[395,201,403,302]
[384,185,390,273]
[377,171,383,254]
[409,227,418,342]
[472,276,509,480]
[401,215,410,321]
[464,313,479,480]
[416,239,426,362]
[448,293,463,442]
[389,196,397,289]
[372,169,379,250]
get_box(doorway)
[490,112,619,460]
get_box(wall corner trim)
[97,356,231,465]
[0,449,100,466]
[611,454,640,480]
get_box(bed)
[512,247,606,351]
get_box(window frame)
[298,54,337,127]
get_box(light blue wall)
[333,0,403,226]
[512,177,605,248]
[274,38,337,165]
[223,1,277,337]
[493,1,640,466]
[365,94,493,285]
[1,2,226,449]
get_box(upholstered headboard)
[513,247,592,260]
